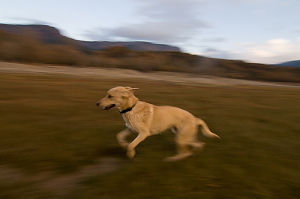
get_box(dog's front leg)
[116,128,132,149]
[127,130,150,159]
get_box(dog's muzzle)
[96,101,115,110]
[102,104,115,110]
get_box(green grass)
[0,73,299,198]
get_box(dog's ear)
[125,87,139,93]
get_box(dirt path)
[0,158,125,197]
[1,62,299,88]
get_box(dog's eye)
[108,95,113,98]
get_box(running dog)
[96,86,220,161]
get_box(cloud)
[223,0,274,3]
[85,0,210,44]
[110,21,191,42]
[135,0,205,24]
[201,37,227,43]
[6,17,52,25]
[195,38,300,64]
[86,21,198,43]
[193,47,232,60]
[235,38,300,64]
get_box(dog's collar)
[119,103,137,114]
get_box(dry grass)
[0,72,299,198]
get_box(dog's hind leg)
[163,141,193,162]
[116,128,132,149]
[164,125,196,162]
[189,141,206,152]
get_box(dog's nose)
[96,102,100,107]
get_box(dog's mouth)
[103,104,115,110]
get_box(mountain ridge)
[0,23,181,52]
[275,60,300,67]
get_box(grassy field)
[0,72,299,199]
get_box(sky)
[1,0,300,64]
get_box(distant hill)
[275,60,300,67]
[0,24,67,44]
[0,24,180,52]
[77,41,180,52]
[0,23,299,83]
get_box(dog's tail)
[196,118,220,139]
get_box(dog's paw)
[163,152,193,162]
[127,149,136,159]
[192,142,206,152]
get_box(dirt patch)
[0,166,24,184]
[40,157,125,196]
[0,158,125,197]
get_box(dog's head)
[96,86,139,111]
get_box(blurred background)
[0,0,300,198]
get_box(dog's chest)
[122,106,153,131]
[123,115,135,130]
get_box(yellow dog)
[96,86,220,161]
